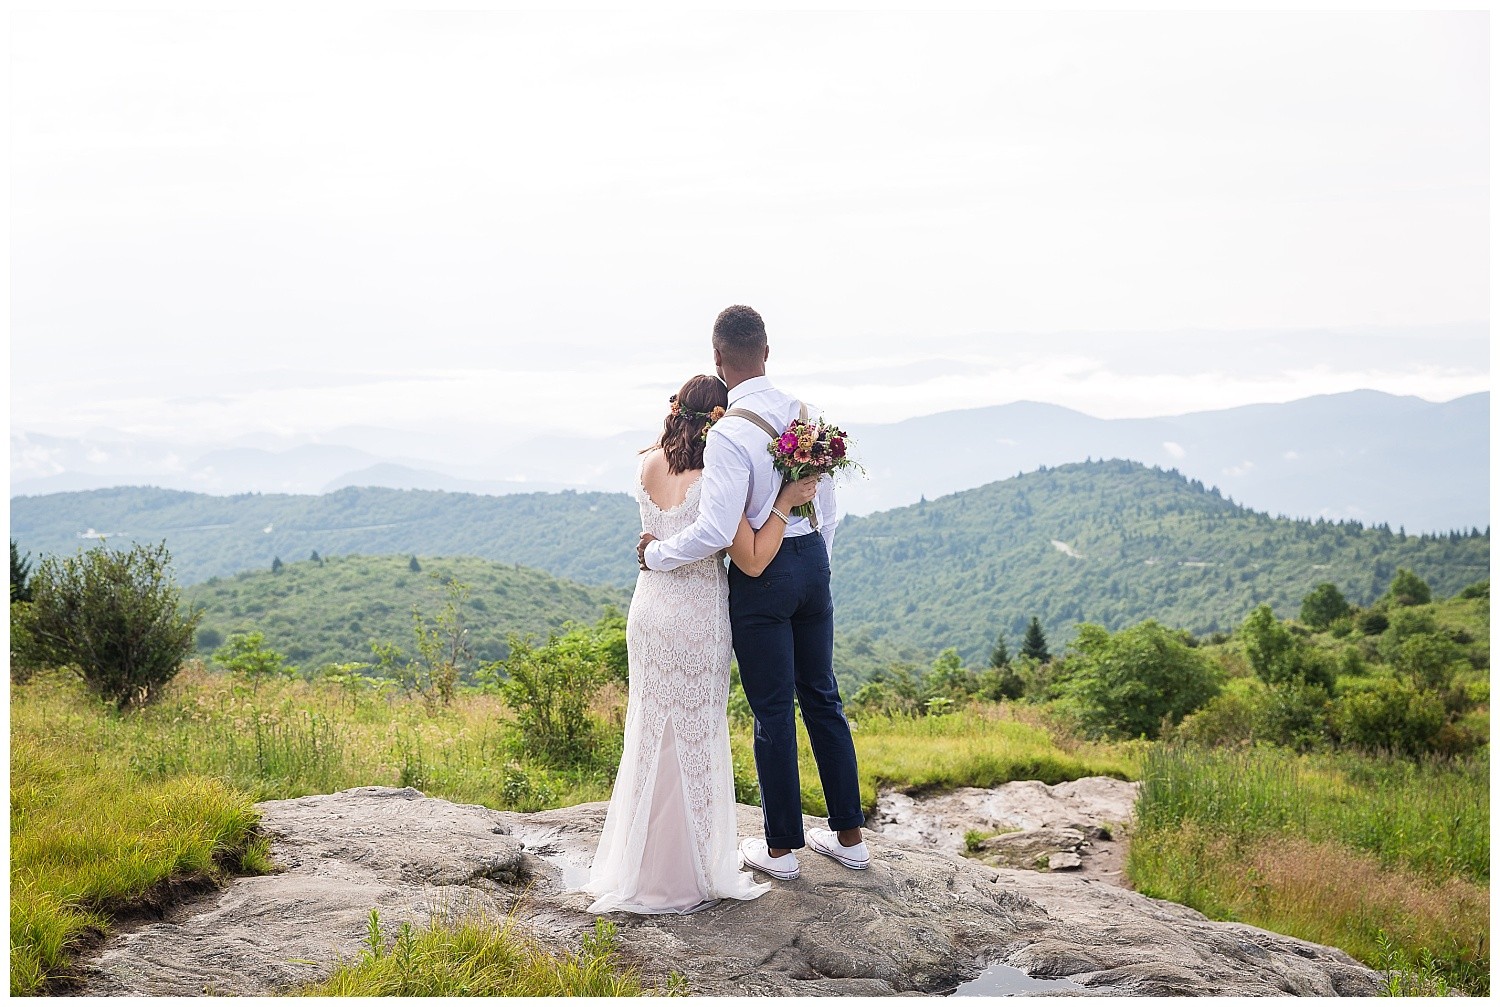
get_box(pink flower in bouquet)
[765,414,863,520]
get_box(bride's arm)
[726,475,821,577]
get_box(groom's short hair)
[712,304,767,368]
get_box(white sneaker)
[807,828,871,870]
[739,836,800,880]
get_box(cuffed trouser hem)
[826,812,866,832]
[765,834,805,850]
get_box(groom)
[637,304,869,879]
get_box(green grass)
[16,658,1487,997]
[841,705,1139,811]
[724,702,1139,816]
[1129,744,1489,994]
[53,662,624,810]
[299,912,676,996]
[10,679,270,994]
[1135,745,1487,882]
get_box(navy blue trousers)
[728,533,864,849]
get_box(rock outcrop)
[75,786,1382,997]
[875,777,1139,884]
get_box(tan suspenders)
[718,401,819,530]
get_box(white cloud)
[1163,441,1187,459]
[1283,450,1300,460]
[1224,460,1256,477]
[7,12,1488,449]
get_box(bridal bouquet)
[768,417,863,520]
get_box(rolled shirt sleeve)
[816,472,838,567]
[642,431,750,571]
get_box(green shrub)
[1014,654,1063,703]
[1337,646,1367,679]
[1332,678,1446,757]
[213,632,297,692]
[923,648,978,702]
[1457,579,1488,601]
[1356,609,1389,635]
[1299,582,1350,630]
[1240,605,1335,691]
[491,633,609,768]
[1171,685,1258,747]
[1058,621,1219,739]
[1384,567,1433,607]
[848,662,923,716]
[14,542,200,709]
[10,601,38,684]
[1253,682,1331,752]
[1390,633,1463,691]
[976,662,1025,701]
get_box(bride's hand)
[776,475,820,512]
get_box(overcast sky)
[10,10,1488,443]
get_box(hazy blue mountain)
[836,391,1488,533]
[320,464,576,495]
[11,390,1487,533]
[10,485,642,588]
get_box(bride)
[581,374,819,915]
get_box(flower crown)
[668,395,727,441]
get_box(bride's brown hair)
[649,374,729,474]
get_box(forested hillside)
[12,486,642,588]
[15,461,1488,672]
[832,459,1489,664]
[185,554,629,672]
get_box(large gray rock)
[74,786,1382,997]
[875,777,1141,884]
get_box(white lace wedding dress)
[580,453,771,914]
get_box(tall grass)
[839,705,1140,813]
[1136,745,1487,882]
[10,693,270,994]
[1130,745,1489,994]
[299,912,675,996]
[723,702,1140,815]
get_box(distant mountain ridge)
[838,390,1488,532]
[12,461,1488,672]
[12,389,1489,533]
[10,485,643,589]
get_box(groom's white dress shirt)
[643,375,838,572]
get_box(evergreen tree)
[11,539,33,603]
[310,550,323,565]
[409,555,422,573]
[989,632,1011,669]
[271,556,284,574]
[1020,617,1050,662]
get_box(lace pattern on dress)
[580,450,768,913]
